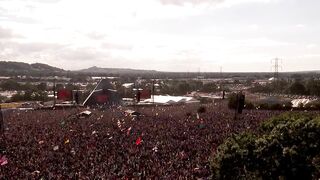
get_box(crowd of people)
[0,103,283,179]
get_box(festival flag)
[152,146,158,152]
[53,145,59,151]
[60,120,65,127]
[127,127,132,136]
[0,155,8,166]
[136,136,142,145]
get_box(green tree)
[211,113,320,179]
[36,82,47,91]
[0,80,21,90]
[10,92,24,102]
[55,84,64,91]
[0,95,7,103]
[201,83,218,93]
[306,79,320,96]
[177,82,190,95]
[289,81,306,95]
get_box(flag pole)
[53,77,56,107]
[152,79,155,105]
[0,105,4,135]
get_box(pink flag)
[127,127,132,136]
[0,156,8,166]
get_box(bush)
[270,103,283,110]
[304,102,320,110]
[10,90,49,102]
[283,102,293,110]
[257,103,269,110]
[244,101,255,110]
[211,133,259,179]
[211,113,320,179]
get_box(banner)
[57,89,72,101]
[140,89,151,99]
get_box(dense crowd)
[0,103,283,179]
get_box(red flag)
[135,136,142,145]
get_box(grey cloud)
[0,39,134,70]
[0,2,39,24]
[176,49,199,56]
[0,26,23,39]
[0,27,14,39]
[15,42,65,54]
[0,41,109,70]
[0,12,39,24]
[159,0,224,6]
[28,0,61,3]
[58,47,108,62]
[101,43,133,51]
[87,32,107,40]
[0,41,66,58]
[0,40,102,61]
[0,0,61,3]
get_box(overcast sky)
[0,0,319,72]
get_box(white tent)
[141,95,199,105]
[291,98,314,107]
[122,83,134,88]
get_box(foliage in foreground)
[211,113,320,180]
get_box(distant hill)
[0,61,319,78]
[78,66,158,74]
[287,70,320,74]
[0,61,65,75]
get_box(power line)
[271,57,282,93]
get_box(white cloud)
[159,0,224,6]
[0,0,319,72]
[248,24,259,30]
[306,44,318,49]
[295,24,306,28]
